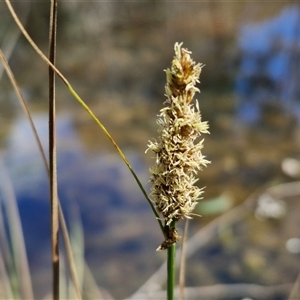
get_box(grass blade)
[0,158,34,299]
[0,190,14,299]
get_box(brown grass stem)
[48,1,59,299]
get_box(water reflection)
[236,4,300,125]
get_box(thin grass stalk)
[0,189,15,300]
[167,221,176,300]
[0,243,14,299]
[0,48,82,299]
[59,207,83,298]
[167,245,175,300]
[0,3,30,81]
[0,49,47,172]
[60,255,68,299]
[4,0,66,84]
[4,0,164,236]
[67,203,84,299]
[130,193,256,299]
[0,176,15,292]
[48,0,59,299]
[0,158,34,299]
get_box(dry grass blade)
[0,244,14,299]
[0,3,30,81]
[4,0,67,85]
[59,207,82,299]
[0,49,48,172]
[0,158,34,299]
[48,1,59,299]
[67,203,84,299]
[0,189,14,299]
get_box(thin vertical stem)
[179,220,189,300]
[49,0,59,299]
[167,221,176,300]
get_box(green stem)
[167,221,176,300]
[67,85,164,235]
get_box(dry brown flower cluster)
[147,43,210,248]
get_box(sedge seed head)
[147,42,210,228]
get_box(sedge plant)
[147,42,210,299]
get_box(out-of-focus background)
[1,2,300,299]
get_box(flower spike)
[147,42,210,250]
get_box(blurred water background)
[1,2,300,299]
